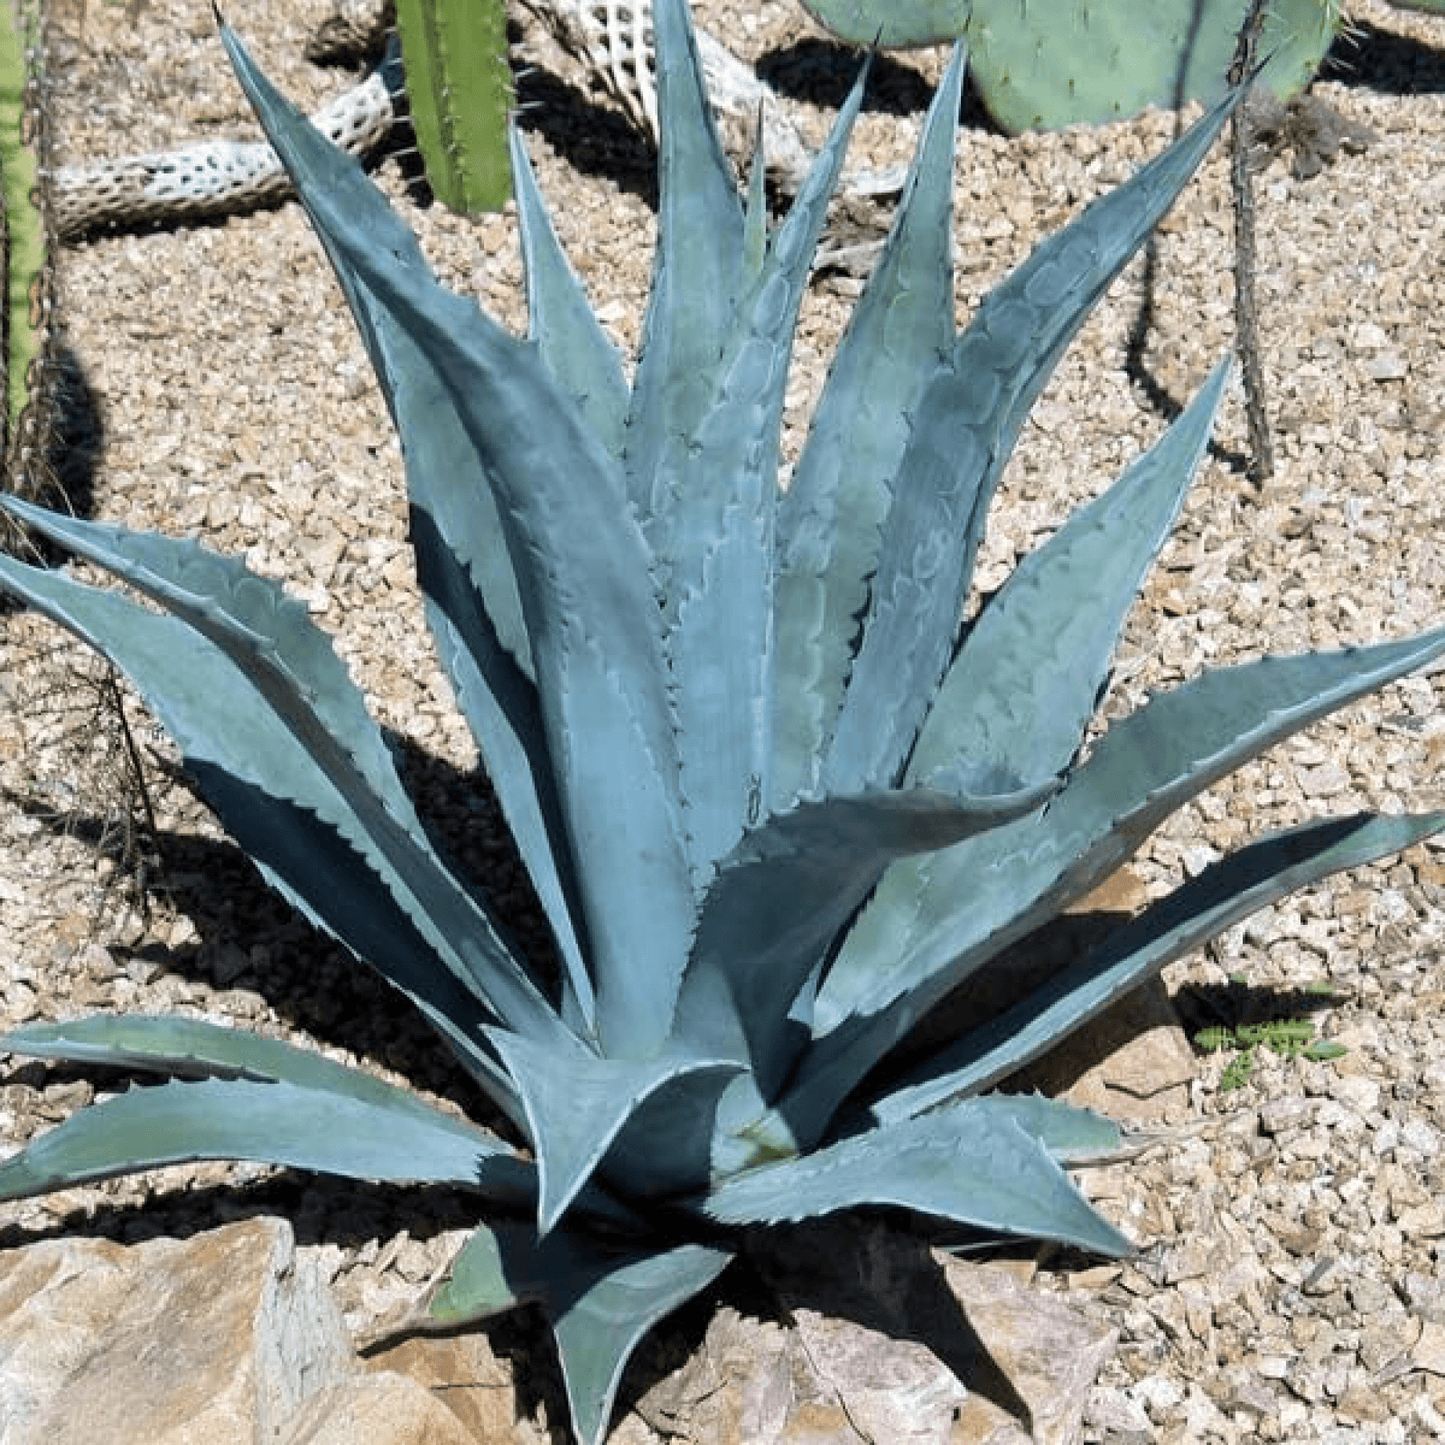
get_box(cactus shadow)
[513,66,660,206]
[758,36,949,118]
[759,35,1004,132]
[1,343,106,572]
[1320,18,1445,96]
[32,344,105,523]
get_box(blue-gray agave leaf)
[222,30,531,685]
[4,1013,472,1099]
[701,1095,1129,1257]
[0,1017,532,1202]
[624,0,747,528]
[671,779,1056,1099]
[510,126,629,456]
[0,547,526,1126]
[428,1223,733,1445]
[221,28,600,1038]
[823,85,1244,797]
[411,507,594,1035]
[486,1029,741,1233]
[666,61,868,881]
[742,113,768,283]
[312,237,690,1060]
[420,136,601,1027]
[873,810,1445,1123]
[810,360,1234,1028]
[772,45,963,809]
[164,765,514,1106]
[908,359,1230,789]
[976,1093,1123,1163]
[0,1079,528,1201]
[225,28,694,1061]
[548,1241,734,1445]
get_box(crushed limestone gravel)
[3,1,1445,1439]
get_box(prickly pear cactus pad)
[799,0,971,46]
[3,2,1445,1443]
[800,0,1351,131]
[965,0,1345,132]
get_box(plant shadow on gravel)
[5,723,1175,1129]
[1321,17,1445,95]
[1173,974,1341,1041]
[512,66,660,204]
[513,35,995,213]
[1,731,550,1124]
[758,34,1016,136]
[1,343,106,556]
[756,36,937,115]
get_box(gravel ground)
[3,1,1445,1440]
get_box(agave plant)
[2,3,1444,1442]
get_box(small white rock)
[1134,1372,1184,1415]
[1329,1074,1381,1114]
[1401,1118,1441,1157]
[1368,349,1409,382]
[1084,1385,1152,1434]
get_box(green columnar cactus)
[0,0,49,478]
[394,0,513,213]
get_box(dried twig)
[1228,0,1275,484]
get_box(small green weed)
[1194,981,1346,1091]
